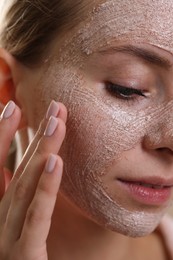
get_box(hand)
[0,100,67,260]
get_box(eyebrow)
[98,45,172,69]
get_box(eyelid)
[114,83,151,97]
[106,82,146,94]
[121,86,146,96]
[108,78,142,91]
[105,82,148,100]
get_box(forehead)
[75,0,173,55]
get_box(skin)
[0,0,173,259]
[75,0,173,55]
[18,0,173,237]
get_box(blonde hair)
[0,0,90,65]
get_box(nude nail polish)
[45,154,57,173]
[46,100,60,119]
[44,116,59,136]
[1,101,16,119]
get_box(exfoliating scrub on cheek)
[37,0,173,237]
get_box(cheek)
[57,85,166,237]
[58,82,146,191]
[40,63,147,189]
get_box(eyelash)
[105,82,147,102]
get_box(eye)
[105,82,147,101]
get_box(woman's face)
[18,0,173,237]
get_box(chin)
[90,186,167,236]
[86,203,164,238]
[61,181,165,238]
[100,219,160,238]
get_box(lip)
[118,176,173,187]
[117,177,173,206]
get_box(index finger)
[0,102,21,198]
[14,100,67,180]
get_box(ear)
[0,49,15,105]
[0,48,27,128]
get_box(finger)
[14,100,67,180]
[20,155,62,250]
[0,101,21,169]
[0,100,66,226]
[0,101,21,197]
[0,116,47,230]
[3,115,66,243]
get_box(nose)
[144,126,173,156]
[143,115,173,157]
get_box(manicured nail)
[1,101,16,119]
[46,100,60,119]
[45,154,57,173]
[44,116,59,136]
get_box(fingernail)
[45,154,57,173]
[1,101,16,119]
[46,100,60,119]
[44,116,59,136]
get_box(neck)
[47,193,133,260]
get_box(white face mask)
[30,0,173,238]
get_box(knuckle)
[26,206,43,226]
[39,183,55,198]
[14,180,28,201]
[38,180,50,194]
